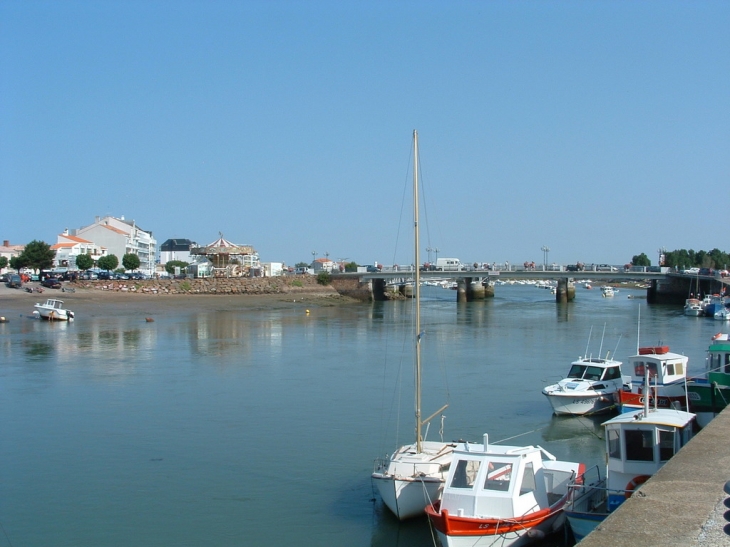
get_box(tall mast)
[414,130,422,453]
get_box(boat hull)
[426,501,567,547]
[543,392,617,416]
[371,474,444,520]
[565,510,606,542]
[618,391,686,412]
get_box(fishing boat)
[564,397,695,542]
[33,298,75,321]
[425,434,584,547]
[617,345,689,412]
[542,327,630,416]
[371,130,453,520]
[686,333,730,427]
[600,286,615,298]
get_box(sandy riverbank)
[0,282,360,320]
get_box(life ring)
[625,475,650,499]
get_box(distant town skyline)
[2,1,728,267]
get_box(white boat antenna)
[612,334,622,359]
[598,324,606,359]
[584,325,594,358]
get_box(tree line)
[631,248,729,270]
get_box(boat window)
[657,428,675,461]
[647,363,658,378]
[483,461,512,491]
[603,367,621,380]
[519,462,536,496]
[568,365,586,379]
[634,362,645,376]
[675,362,683,375]
[607,428,621,459]
[585,367,602,381]
[625,429,654,462]
[665,363,674,376]
[451,459,481,489]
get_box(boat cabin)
[628,347,688,387]
[567,359,623,384]
[707,336,730,377]
[440,435,576,520]
[43,299,65,310]
[603,408,695,511]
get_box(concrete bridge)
[329,270,729,304]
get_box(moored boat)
[33,298,75,321]
[564,405,695,542]
[425,434,584,547]
[542,346,629,416]
[617,346,688,412]
[686,333,730,427]
[600,286,615,297]
[684,298,704,316]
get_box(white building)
[0,239,24,273]
[51,231,107,270]
[72,215,157,275]
[159,238,195,265]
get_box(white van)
[435,258,462,271]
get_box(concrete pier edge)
[577,406,730,547]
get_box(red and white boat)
[617,346,689,412]
[425,434,584,547]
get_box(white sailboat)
[371,130,455,520]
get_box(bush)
[291,280,303,287]
[316,271,331,285]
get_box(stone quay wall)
[70,275,338,296]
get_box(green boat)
[687,333,730,428]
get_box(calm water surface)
[0,285,719,547]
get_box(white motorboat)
[600,286,615,297]
[543,355,629,417]
[371,130,453,520]
[33,298,75,321]
[426,434,584,547]
[565,402,695,542]
[683,298,704,316]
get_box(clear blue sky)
[2,1,728,267]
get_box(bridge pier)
[555,278,575,303]
[456,277,495,302]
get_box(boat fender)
[625,475,650,499]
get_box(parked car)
[97,271,113,280]
[41,277,62,289]
[6,274,22,288]
[0,273,9,283]
[682,267,700,275]
[596,264,618,272]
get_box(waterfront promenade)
[578,406,730,547]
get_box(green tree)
[631,253,651,267]
[17,240,55,272]
[295,261,309,269]
[0,256,7,269]
[165,260,189,275]
[316,271,331,285]
[9,256,26,271]
[344,261,358,272]
[75,253,94,271]
[97,254,119,271]
[122,253,141,271]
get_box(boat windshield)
[567,365,586,379]
[483,461,513,492]
[450,459,481,489]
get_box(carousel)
[190,233,259,277]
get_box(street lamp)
[311,250,316,268]
[541,246,550,270]
[434,247,440,264]
[426,247,433,264]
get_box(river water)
[0,284,720,547]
